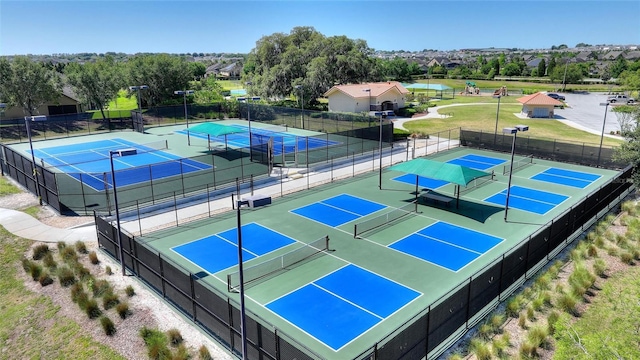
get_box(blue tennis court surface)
[172,223,295,274]
[447,154,506,171]
[531,167,601,188]
[177,124,339,155]
[266,264,420,350]
[291,194,387,227]
[389,222,503,271]
[485,186,569,215]
[32,138,211,191]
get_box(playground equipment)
[493,86,508,96]
[464,81,480,95]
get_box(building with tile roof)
[323,82,409,114]
[517,92,563,118]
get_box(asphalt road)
[554,92,623,136]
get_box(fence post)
[174,191,179,226]
[137,200,142,236]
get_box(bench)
[420,192,453,207]
[243,194,272,208]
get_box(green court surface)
[138,146,619,359]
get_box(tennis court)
[531,167,601,188]
[266,264,420,350]
[484,185,569,215]
[32,138,211,191]
[177,124,339,155]
[128,146,622,359]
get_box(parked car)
[546,93,566,101]
[607,95,636,104]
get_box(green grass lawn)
[218,80,245,90]
[415,78,624,94]
[0,176,21,196]
[403,104,623,148]
[88,90,137,119]
[553,265,640,359]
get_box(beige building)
[1,87,82,119]
[323,82,409,115]
[516,92,563,118]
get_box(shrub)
[88,251,99,264]
[489,313,505,332]
[198,345,212,360]
[518,312,527,329]
[519,339,537,357]
[102,291,120,310]
[29,262,43,281]
[167,328,183,346]
[506,296,520,318]
[173,344,189,360]
[532,296,544,311]
[60,246,78,264]
[105,266,113,275]
[527,325,549,349]
[534,273,551,291]
[593,258,607,277]
[85,299,102,319]
[526,305,535,320]
[92,279,111,297]
[100,316,116,336]
[116,302,130,319]
[75,241,88,254]
[547,310,560,335]
[71,283,85,303]
[620,251,635,265]
[38,272,54,286]
[140,327,170,360]
[492,335,509,358]
[477,322,493,340]
[75,265,92,282]
[468,338,492,360]
[43,252,57,269]
[125,285,135,297]
[56,242,67,251]
[594,235,606,248]
[57,266,76,287]
[32,244,50,260]
[558,292,579,315]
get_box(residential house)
[1,85,82,119]
[323,82,409,114]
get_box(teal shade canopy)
[389,158,492,186]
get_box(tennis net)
[503,154,534,175]
[458,170,496,196]
[353,201,418,238]
[226,235,330,292]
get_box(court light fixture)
[128,85,148,115]
[109,149,136,276]
[24,115,46,205]
[503,124,529,222]
[174,90,195,145]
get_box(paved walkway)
[0,207,97,243]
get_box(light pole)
[235,180,248,360]
[25,115,46,205]
[295,85,304,129]
[174,90,195,145]
[109,149,135,276]
[362,88,371,114]
[245,82,253,145]
[597,102,610,167]
[378,111,383,190]
[493,94,502,145]
[503,124,529,222]
[128,85,148,114]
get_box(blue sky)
[1,1,639,55]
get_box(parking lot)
[555,92,626,136]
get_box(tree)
[538,58,546,77]
[614,106,640,186]
[548,57,557,75]
[0,56,60,116]
[65,56,123,120]
[619,68,640,92]
[127,54,192,107]
[189,62,207,81]
[609,57,628,78]
[193,77,224,104]
[502,63,522,77]
[549,63,584,85]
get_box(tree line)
[1,26,640,118]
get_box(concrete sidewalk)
[0,207,97,243]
